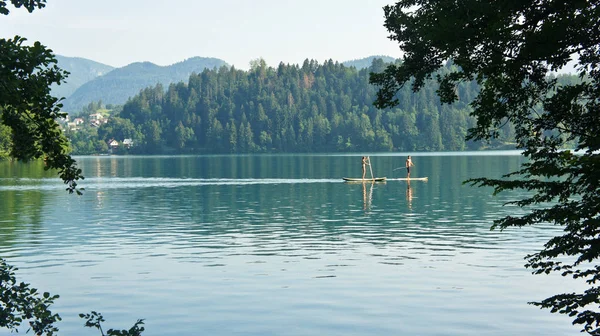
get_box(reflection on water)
[0,153,580,336]
[406,180,413,209]
[362,182,374,212]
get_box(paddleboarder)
[362,156,370,179]
[406,155,414,179]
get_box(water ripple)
[0,154,579,336]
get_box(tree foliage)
[68,57,578,156]
[370,0,600,333]
[1,257,145,335]
[80,311,145,336]
[0,258,61,335]
[80,59,496,154]
[0,0,83,194]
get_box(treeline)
[71,58,485,154]
[2,58,579,156]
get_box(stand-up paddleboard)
[343,177,387,182]
[345,156,387,182]
[393,177,428,181]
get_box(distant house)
[91,120,101,127]
[67,122,77,130]
[123,139,134,148]
[73,118,84,125]
[89,113,104,121]
[108,139,119,149]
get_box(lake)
[0,152,583,335]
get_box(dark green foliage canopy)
[0,258,61,335]
[0,0,44,14]
[0,0,83,194]
[370,0,600,333]
[1,257,144,336]
[82,58,493,155]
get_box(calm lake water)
[0,152,583,335]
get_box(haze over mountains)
[342,55,395,69]
[53,55,396,113]
[57,56,228,112]
[52,55,115,100]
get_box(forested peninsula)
[64,58,575,155]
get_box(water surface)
[0,152,582,335]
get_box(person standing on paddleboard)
[406,155,414,179]
[362,156,369,179]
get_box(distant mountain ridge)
[57,55,394,113]
[52,55,115,100]
[342,55,396,69]
[62,57,228,112]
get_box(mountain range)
[52,55,115,100]
[342,55,396,69]
[53,55,395,113]
[58,56,228,112]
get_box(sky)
[0,0,402,69]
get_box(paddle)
[393,167,407,171]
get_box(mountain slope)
[342,55,396,69]
[51,55,115,100]
[62,57,228,112]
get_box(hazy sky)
[0,0,402,69]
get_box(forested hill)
[62,57,228,112]
[88,57,495,154]
[52,55,115,100]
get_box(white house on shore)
[108,139,119,149]
[89,113,104,121]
